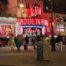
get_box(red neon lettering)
[35,19,38,25]
[41,19,45,25]
[19,18,48,26]
[37,19,41,25]
[21,19,23,25]
[29,18,32,25]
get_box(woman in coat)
[15,35,21,51]
[36,36,43,61]
[9,34,14,52]
[43,34,51,61]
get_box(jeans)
[58,42,62,51]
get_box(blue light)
[23,25,45,28]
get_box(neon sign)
[31,6,41,16]
[17,18,48,26]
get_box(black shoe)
[44,60,50,62]
[51,49,56,52]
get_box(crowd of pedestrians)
[0,33,66,61]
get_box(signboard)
[17,18,48,26]
[31,6,41,16]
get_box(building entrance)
[21,26,45,37]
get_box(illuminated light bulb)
[19,3,24,8]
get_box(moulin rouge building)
[0,0,56,37]
[16,0,52,37]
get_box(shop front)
[0,17,50,37]
[0,17,16,46]
[0,17,16,37]
[0,24,14,37]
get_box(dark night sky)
[0,0,66,14]
[53,0,66,14]
[43,0,66,14]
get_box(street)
[0,46,66,66]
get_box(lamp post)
[19,3,24,8]
[17,0,24,17]
[50,0,56,51]
[19,3,24,17]
[48,0,54,36]
[50,0,54,36]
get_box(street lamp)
[48,0,54,36]
[19,3,24,8]
[50,0,56,51]
[19,3,24,17]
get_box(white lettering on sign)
[17,18,48,26]
[35,19,41,25]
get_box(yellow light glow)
[19,3,24,8]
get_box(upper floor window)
[63,16,66,22]
[26,3,30,9]
[65,26,66,32]
[37,0,42,1]
[56,24,66,32]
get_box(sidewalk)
[0,46,66,66]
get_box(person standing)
[0,38,2,47]
[20,34,24,46]
[9,34,14,52]
[56,33,62,51]
[43,34,51,61]
[50,35,56,51]
[15,35,21,51]
[36,36,43,61]
[65,36,66,48]
[32,37,36,49]
[24,35,29,50]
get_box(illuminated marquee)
[17,18,48,26]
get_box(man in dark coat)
[50,35,56,51]
[36,36,43,61]
[15,35,21,51]
[56,33,62,51]
[24,35,29,50]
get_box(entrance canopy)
[23,25,44,28]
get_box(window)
[26,3,29,9]
[63,16,66,22]
[37,0,42,1]
[60,29,64,32]
[56,24,64,32]
[43,0,51,12]
[65,26,66,31]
